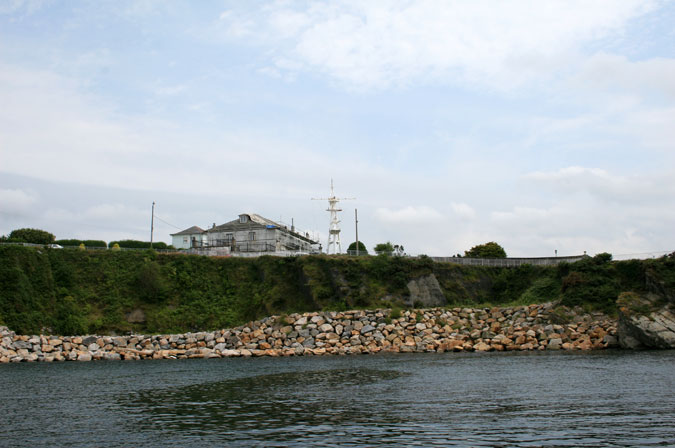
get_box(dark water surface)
[1,350,674,447]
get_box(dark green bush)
[108,240,168,249]
[136,261,168,302]
[464,242,507,258]
[347,241,368,254]
[7,228,55,245]
[55,239,107,248]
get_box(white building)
[173,213,319,255]
[170,225,206,249]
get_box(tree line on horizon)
[0,228,173,250]
[2,227,507,258]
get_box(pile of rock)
[0,303,618,363]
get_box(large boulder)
[617,292,675,349]
[406,274,447,308]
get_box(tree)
[347,241,368,255]
[374,242,395,256]
[8,228,55,245]
[464,242,507,258]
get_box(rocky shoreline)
[0,303,618,363]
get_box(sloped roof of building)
[209,213,318,244]
[248,213,283,227]
[170,225,205,236]
[208,213,281,233]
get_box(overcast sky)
[1,0,674,257]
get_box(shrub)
[593,252,613,264]
[390,305,402,320]
[55,239,107,248]
[464,242,507,258]
[374,242,394,255]
[8,228,55,245]
[347,241,368,254]
[108,240,169,249]
[136,261,168,302]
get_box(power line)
[153,213,183,230]
[614,250,673,256]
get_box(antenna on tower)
[312,179,355,254]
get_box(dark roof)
[170,225,205,236]
[208,213,281,233]
[208,213,318,244]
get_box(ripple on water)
[122,368,408,440]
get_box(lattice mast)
[312,179,355,254]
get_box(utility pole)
[150,201,155,249]
[355,209,359,256]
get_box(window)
[249,232,256,241]
[183,237,188,244]
[225,233,234,242]
[239,215,248,223]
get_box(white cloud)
[216,0,656,90]
[0,188,38,215]
[0,0,49,15]
[486,166,675,256]
[577,53,675,99]
[374,206,443,223]
[523,166,675,203]
[450,202,476,219]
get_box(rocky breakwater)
[0,303,617,363]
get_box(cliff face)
[617,270,675,349]
[1,245,672,339]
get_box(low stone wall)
[0,303,618,363]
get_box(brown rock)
[474,342,491,351]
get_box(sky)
[1,0,674,258]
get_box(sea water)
[1,350,674,447]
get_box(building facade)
[170,225,206,249]
[173,213,318,255]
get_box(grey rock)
[319,323,334,333]
[295,316,308,326]
[603,334,619,348]
[619,308,675,349]
[82,336,98,346]
[360,325,375,334]
[406,274,447,307]
[618,292,675,349]
[13,341,32,350]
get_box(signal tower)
[312,179,355,254]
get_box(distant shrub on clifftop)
[108,240,169,249]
